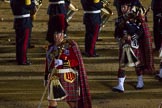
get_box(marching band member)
[113,0,143,16]
[112,0,154,92]
[44,18,92,108]
[155,13,162,80]
[10,0,36,65]
[156,44,162,79]
[113,0,122,16]
[81,0,104,57]
[151,0,162,51]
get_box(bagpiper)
[112,0,154,92]
[43,13,92,108]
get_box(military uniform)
[151,0,162,51]
[10,0,36,65]
[45,39,92,108]
[113,0,122,16]
[81,0,103,57]
[112,0,154,92]
[114,12,145,91]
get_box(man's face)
[121,4,130,14]
[54,33,64,45]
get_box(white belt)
[14,14,30,19]
[84,10,101,14]
[49,1,65,4]
[58,68,77,74]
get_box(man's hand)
[122,35,131,41]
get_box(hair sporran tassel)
[49,76,67,101]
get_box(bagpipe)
[116,4,151,29]
[119,24,141,67]
[119,5,152,68]
[100,0,113,28]
[119,32,140,67]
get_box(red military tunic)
[45,39,92,108]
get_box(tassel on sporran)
[48,76,67,101]
[120,44,139,67]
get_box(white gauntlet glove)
[55,59,63,67]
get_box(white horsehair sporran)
[120,44,139,67]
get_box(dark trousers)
[15,27,31,64]
[85,24,100,55]
[28,28,32,47]
[153,12,162,50]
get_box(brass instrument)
[31,0,42,21]
[3,0,10,3]
[66,3,79,22]
[101,0,113,28]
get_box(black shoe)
[97,38,103,41]
[155,74,161,79]
[135,86,144,90]
[112,88,124,93]
[155,74,162,81]
[89,54,99,57]
[18,61,32,65]
[82,52,99,57]
[28,44,35,48]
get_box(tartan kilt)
[59,72,80,101]
[48,72,79,101]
